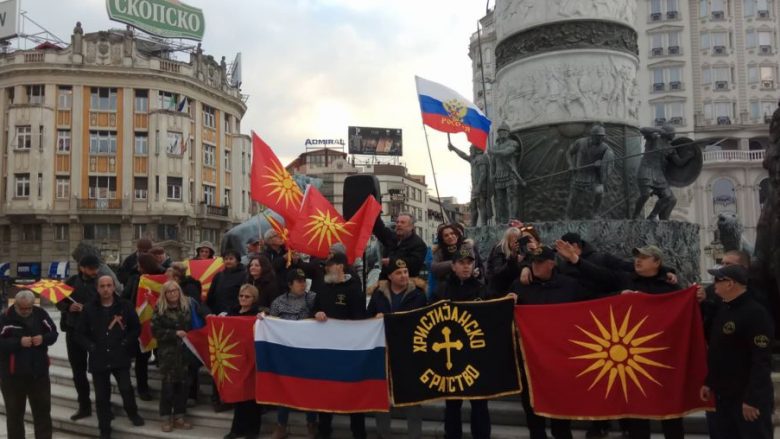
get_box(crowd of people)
[0,212,774,439]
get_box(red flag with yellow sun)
[250,131,303,224]
[135,274,168,352]
[185,257,224,302]
[515,287,711,419]
[23,279,74,304]
[287,186,380,263]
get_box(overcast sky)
[20,0,489,203]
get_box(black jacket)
[706,292,774,406]
[246,274,279,311]
[432,274,486,302]
[556,243,633,296]
[58,273,99,332]
[312,274,365,320]
[264,246,287,266]
[373,219,428,277]
[509,271,591,305]
[570,258,679,295]
[0,306,58,379]
[366,281,427,316]
[486,245,524,298]
[76,295,141,373]
[206,264,247,315]
[179,276,203,303]
[117,252,140,286]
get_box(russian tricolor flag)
[415,76,492,150]
[254,318,389,413]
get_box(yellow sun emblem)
[569,306,673,402]
[262,161,303,209]
[443,98,468,122]
[303,209,353,250]
[208,323,241,386]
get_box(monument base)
[469,220,700,283]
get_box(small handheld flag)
[21,279,74,304]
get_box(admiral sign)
[106,0,205,41]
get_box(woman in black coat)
[245,255,279,313]
[206,250,246,315]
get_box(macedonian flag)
[515,287,711,419]
[135,274,168,352]
[250,131,303,224]
[185,257,224,302]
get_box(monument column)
[493,0,641,220]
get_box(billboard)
[0,0,19,41]
[348,126,402,156]
[106,0,205,41]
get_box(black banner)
[384,298,522,406]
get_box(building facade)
[0,26,252,276]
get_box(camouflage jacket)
[151,307,192,382]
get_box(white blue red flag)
[415,76,492,150]
[254,317,389,412]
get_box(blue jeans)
[277,406,317,425]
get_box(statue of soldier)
[632,124,693,220]
[565,124,614,219]
[449,143,492,226]
[492,122,525,224]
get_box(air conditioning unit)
[653,82,665,91]
[651,47,664,56]
[654,117,667,126]
[758,9,770,18]
[712,10,724,19]
[717,116,731,125]
[650,12,662,21]
[760,45,772,54]
[667,10,679,19]
[670,117,684,125]
[762,80,775,89]
[713,45,726,54]
[668,45,680,55]
[670,81,682,90]
[715,81,729,90]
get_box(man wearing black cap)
[312,252,367,439]
[59,254,101,421]
[700,264,774,439]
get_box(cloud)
[21,0,487,203]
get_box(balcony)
[704,149,765,163]
[670,81,683,90]
[712,46,727,55]
[77,198,124,210]
[202,204,228,217]
[651,47,664,56]
[759,45,772,55]
[711,10,725,20]
[653,82,665,91]
[667,10,679,19]
[668,45,680,55]
[669,116,685,126]
[714,81,729,90]
[716,116,732,125]
[654,117,667,126]
[761,80,775,90]
[650,12,662,21]
[757,9,770,18]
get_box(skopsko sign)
[106,0,205,41]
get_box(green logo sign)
[106,0,205,41]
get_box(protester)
[194,241,216,260]
[263,228,287,265]
[373,212,428,278]
[486,226,523,298]
[123,253,166,401]
[118,238,153,285]
[431,247,491,439]
[76,275,144,439]
[150,246,173,270]
[700,264,774,439]
[207,250,247,316]
[224,284,264,439]
[152,280,202,432]
[313,252,367,439]
[430,223,484,284]
[367,257,426,439]
[241,236,263,266]
[60,254,101,421]
[266,268,319,438]
[0,290,58,439]
[245,255,279,312]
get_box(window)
[715,101,733,118]
[700,0,709,17]
[224,188,231,207]
[747,30,757,48]
[204,143,216,167]
[202,228,218,246]
[14,173,29,197]
[203,185,216,205]
[751,101,761,119]
[667,0,679,13]
[166,131,182,155]
[712,178,737,214]
[761,101,775,117]
[651,0,662,14]
[668,31,680,48]
[761,65,775,81]
[241,152,246,174]
[26,85,44,105]
[157,224,178,241]
[157,91,177,111]
[224,150,231,170]
[134,133,148,155]
[134,224,149,240]
[83,224,120,241]
[88,176,117,199]
[134,177,148,200]
[758,30,773,48]
[167,177,182,200]
[90,87,117,111]
[711,0,725,13]
[134,89,148,113]
[89,131,117,154]
[203,105,216,128]
[242,190,246,212]
[54,224,68,241]
[714,66,731,82]
[15,125,31,150]
[21,224,41,241]
[711,31,728,48]
[57,86,72,109]
[651,33,663,50]
[55,177,70,199]
[700,32,710,49]
[57,130,71,152]
[37,173,42,198]
[745,0,756,15]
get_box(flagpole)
[422,124,448,225]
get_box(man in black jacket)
[0,290,58,439]
[59,254,100,421]
[117,238,152,286]
[373,213,428,278]
[206,250,246,315]
[700,264,774,439]
[313,252,367,439]
[77,275,145,439]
